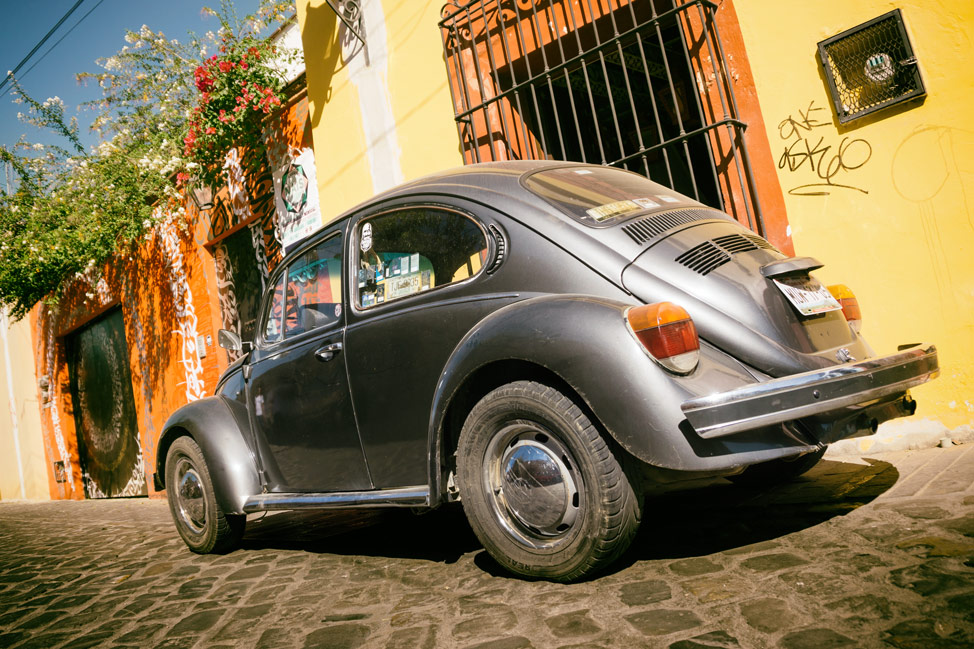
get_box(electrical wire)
[0,0,87,95]
[0,0,107,99]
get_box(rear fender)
[155,396,260,515]
[428,294,819,498]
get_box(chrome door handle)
[314,342,343,362]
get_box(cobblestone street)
[1,444,971,649]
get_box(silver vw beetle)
[156,161,938,581]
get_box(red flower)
[205,127,216,135]
[219,60,233,73]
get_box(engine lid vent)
[675,241,731,276]
[676,233,778,275]
[621,208,725,245]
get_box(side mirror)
[218,329,252,353]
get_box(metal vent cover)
[622,209,726,245]
[675,241,731,276]
[676,233,777,275]
[818,9,925,123]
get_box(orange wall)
[30,97,313,500]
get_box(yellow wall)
[735,0,974,428]
[296,0,462,222]
[0,313,49,500]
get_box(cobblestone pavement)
[1,444,972,649]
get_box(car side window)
[262,235,343,343]
[355,208,488,309]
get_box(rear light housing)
[626,302,700,374]
[827,284,862,333]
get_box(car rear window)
[522,166,691,227]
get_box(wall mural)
[67,308,146,499]
[777,99,873,196]
[213,242,243,363]
[157,208,206,403]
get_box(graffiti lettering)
[157,208,206,403]
[777,100,872,196]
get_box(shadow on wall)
[300,3,347,131]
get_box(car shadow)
[237,457,897,577]
[239,502,481,564]
[610,456,900,572]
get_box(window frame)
[256,230,345,348]
[349,204,494,315]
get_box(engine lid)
[621,219,868,377]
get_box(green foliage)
[0,0,296,319]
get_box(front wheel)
[456,381,642,581]
[165,436,245,553]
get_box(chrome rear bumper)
[682,343,939,439]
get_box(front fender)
[155,396,260,515]
[430,294,819,481]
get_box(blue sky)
[0,0,262,161]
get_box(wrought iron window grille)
[327,0,369,65]
[818,9,925,124]
[439,0,767,236]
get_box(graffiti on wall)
[213,242,242,363]
[157,208,206,403]
[777,100,872,196]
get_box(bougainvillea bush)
[185,37,285,189]
[0,0,295,318]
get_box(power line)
[0,0,106,100]
[0,0,87,95]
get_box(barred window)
[440,0,766,235]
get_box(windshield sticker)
[360,222,373,252]
[657,195,680,203]
[410,253,420,273]
[334,304,342,318]
[633,198,660,209]
[585,199,644,222]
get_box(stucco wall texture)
[0,314,48,500]
[734,0,974,430]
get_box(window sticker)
[421,270,432,290]
[584,199,644,222]
[360,222,373,252]
[410,253,420,274]
[633,197,660,209]
[334,304,342,318]
[387,275,421,300]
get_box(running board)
[242,486,430,513]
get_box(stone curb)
[826,418,974,456]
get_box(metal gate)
[66,308,146,498]
[440,0,765,234]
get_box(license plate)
[773,276,842,316]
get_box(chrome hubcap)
[484,423,581,548]
[174,458,206,535]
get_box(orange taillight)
[626,302,699,373]
[828,284,862,331]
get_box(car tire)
[728,447,828,486]
[456,381,642,581]
[165,436,245,554]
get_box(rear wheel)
[728,447,827,486]
[456,381,642,581]
[165,436,245,553]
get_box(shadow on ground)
[237,457,898,575]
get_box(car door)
[246,230,372,493]
[344,203,519,488]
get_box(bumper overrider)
[682,343,939,440]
